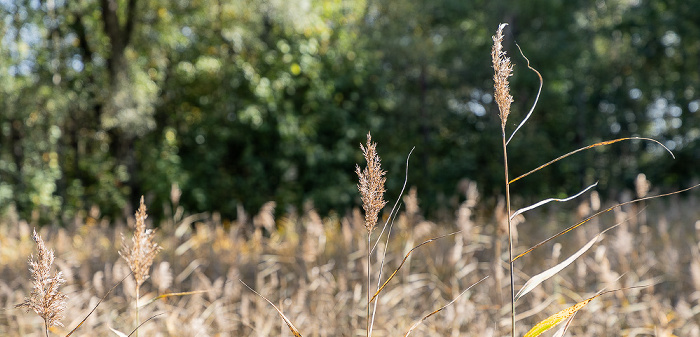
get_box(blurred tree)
[0,0,697,223]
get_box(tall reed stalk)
[120,196,162,337]
[16,229,67,337]
[356,132,387,337]
[491,23,516,337]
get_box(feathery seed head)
[120,196,162,286]
[356,132,387,233]
[16,229,67,329]
[492,23,514,129]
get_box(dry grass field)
[1,185,699,336]
[3,24,699,337]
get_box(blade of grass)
[506,43,542,146]
[551,312,576,337]
[371,147,414,254]
[127,313,165,337]
[404,276,488,337]
[240,280,302,337]
[509,138,674,185]
[369,231,461,304]
[514,224,618,302]
[513,183,700,262]
[65,272,131,337]
[524,287,646,337]
[523,293,600,337]
[510,182,598,220]
[138,289,213,308]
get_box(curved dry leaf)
[240,280,302,337]
[510,137,674,185]
[513,183,700,261]
[551,312,576,337]
[506,43,543,146]
[511,182,597,220]
[110,327,129,337]
[404,276,488,337]
[65,273,131,337]
[524,287,640,337]
[515,232,602,302]
[370,231,461,304]
[127,313,165,337]
[523,295,598,337]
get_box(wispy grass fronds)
[492,23,514,130]
[16,229,67,337]
[120,196,162,287]
[120,196,162,336]
[356,131,387,233]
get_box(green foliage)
[0,0,698,222]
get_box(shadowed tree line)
[1,0,698,223]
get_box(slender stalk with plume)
[492,22,516,337]
[356,131,387,337]
[488,22,699,337]
[16,229,68,337]
[120,196,162,336]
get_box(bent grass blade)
[506,43,543,146]
[369,231,461,304]
[510,182,598,220]
[513,183,700,262]
[404,276,488,337]
[65,273,132,337]
[240,280,303,337]
[515,233,599,303]
[509,137,674,185]
[524,287,643,337]
[523,294,598,337]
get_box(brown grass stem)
[492,22,516,337]
[502,133,515,337]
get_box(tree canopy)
[1,0,698,223]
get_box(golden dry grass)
[1,188,699,336]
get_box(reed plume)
[120,196,162,336]
[356,132,387,233]
[16,229,67,337]
[492,23,514,129]
[356,131,386,337]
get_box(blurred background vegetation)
[1,0,698,224]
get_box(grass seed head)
[120,196,162,286]
[356,132,387,233]
[16,229,67,329]
[492,23,514,129]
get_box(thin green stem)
[502,129,515,337]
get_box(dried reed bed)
[1,186,699,336]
